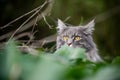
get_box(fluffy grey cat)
[56,19,103,62]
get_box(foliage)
[0,40,120,80]
[0,0,120,80]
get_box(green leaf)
[112,56,120,65]
[85,66,120,80]
[4,40,40,80]
[54,45,86,60]
[27,54,69,80]
[4,40,21,79]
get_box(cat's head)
[56,19,96,52]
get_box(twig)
[26,14,39,45]
[18,45,38,56]
[41,40,47,47]
[0,0,47,29]
[31,34,56,47]
[0,31,13,41]
[9,1,48,40]
[26,31,37,45]
[64,16,71,22]
[14,32,31,40]
[42,13,53,29]
[0,0,54,41]
[31,14,39,33]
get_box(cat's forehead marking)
[63,27,83,36]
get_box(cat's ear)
[57,19,67,30]
[83,19,95,34]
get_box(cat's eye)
[63,36,69,41]
[74,36,81,41]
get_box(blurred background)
[0,0,120,60]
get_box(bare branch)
[14,32,31,40]
[18,45,39,56]
[31,34,56,47]
[64,16,71,22]
[31,14,39,33]
[42,13,53,29]
[0,0,54,41]
[0,0,47,29]
[26,31,37,45]
[9,0,49,40]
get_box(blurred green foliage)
[0,40,120,80]
[0,0,120,79]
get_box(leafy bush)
[0,40,120,80]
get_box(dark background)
[0,0,120,60]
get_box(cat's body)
[56,19,103,62]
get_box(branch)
[0,0,54,41]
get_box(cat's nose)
[67,43,72,46]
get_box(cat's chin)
[69,45,72,47]
[68,45,81,48]
[65,44,77,48]
[66,44,73,47]
[68,45,75,48]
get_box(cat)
[56,19,103,62]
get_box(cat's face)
[57,27,85,48]
[57,19,95,52]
